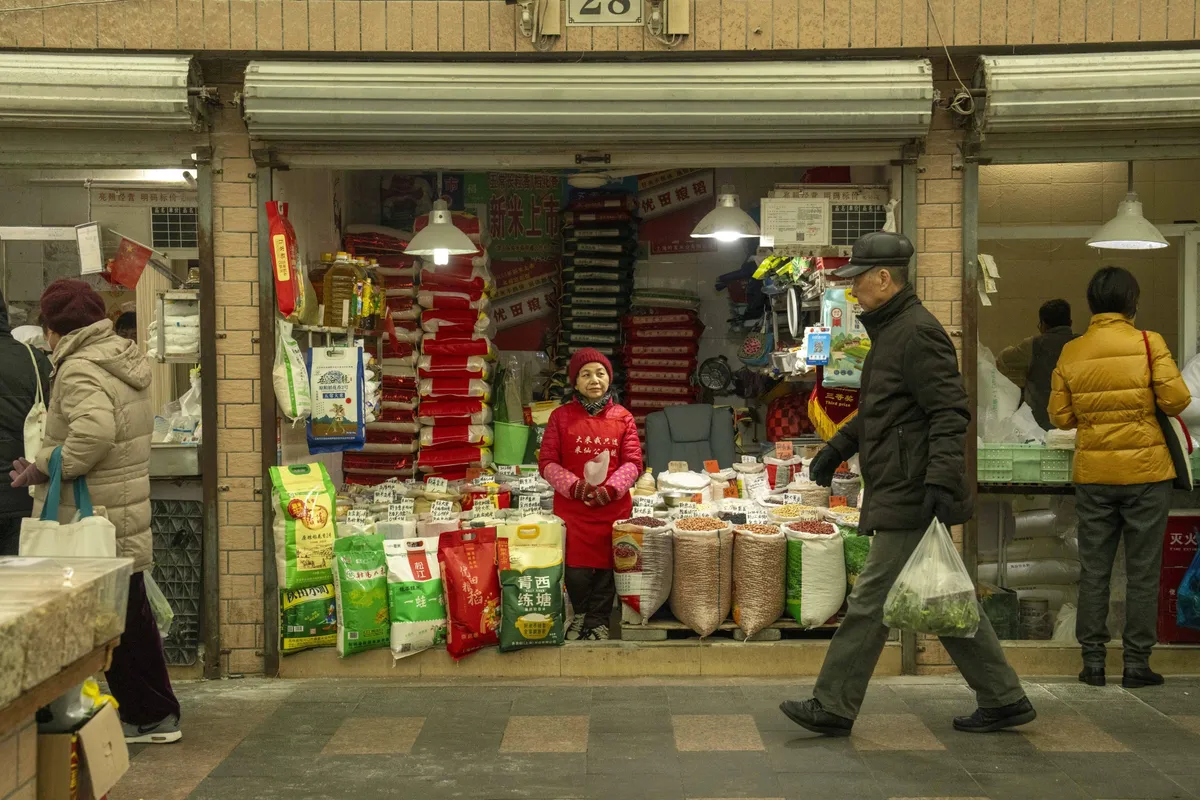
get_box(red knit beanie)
[568,347,614,386]
[41,279,107,335]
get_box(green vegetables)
[841,530,871,591]
[883,587,980,638]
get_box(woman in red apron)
[539,348,642,640]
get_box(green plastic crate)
[978,443,1074,484]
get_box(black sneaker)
[952,697,1036,733]
[778,698,854,737]
[1079,666,1106,687]
[1122,667,1165,689]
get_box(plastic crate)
[150,499,203,666]
[978,443,1074,484]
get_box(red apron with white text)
[553,411,633,569]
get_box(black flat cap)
[832,232,914,279]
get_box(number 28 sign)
[567,0,644,25]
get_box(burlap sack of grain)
[668,524,733,637]
[731,528,786,637]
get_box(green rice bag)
[280,584,337,654]
[332,534,390,657]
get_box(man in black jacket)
[780,232,1033,737]
[0,292,51,555]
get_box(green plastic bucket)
[494,421,532,465]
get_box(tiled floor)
[109,677,1200,800]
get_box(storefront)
[0,53,222,680]
[241,58,939,676]
[963,50,1200,674]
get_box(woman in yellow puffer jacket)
[1049,266,1190,691]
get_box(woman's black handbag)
[1143,331,1194,490]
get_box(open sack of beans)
[731,524,786,637]
[784,520,847,628]
[612,517,674,625]
[669,517,734,637]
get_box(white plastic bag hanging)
[145,572,175,638]
[882,518,981,638]
[274,320,311,422]
[583,451,610,486]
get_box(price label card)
[830,496,848,508]
[473,474,493,487]
[774,441,795,460]
[784,493,803,505]
[746,509,770,524]
[477,494,498,511]
[431,500,454,520]
[427,477,449,493]
[518,477,539,492]
[373,486,395,505]
[387,503,409,522]
[498,465,518,476]
[519,494,542,513]
[633,503,656,517]
[668,460,689,473]
[741,455,758,464]
[675,501,699,516]
[703,459,720,473]
[347,509,370,525]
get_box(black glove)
[924,485,970,525]
[808,445,843,488]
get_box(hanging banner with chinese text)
[637,170,716,256]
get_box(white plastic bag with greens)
[882,518,980,638]
[274,320,311,422]
[145,572,175,638]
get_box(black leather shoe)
[1122,667,1165,689]
[1079,666,1106,687]
[952,697,1037,733]
[779,698,854,737]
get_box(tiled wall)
[0,0,1197,51]
[0,719,37,800]
[979,161,1199,359]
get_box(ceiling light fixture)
[1087,162,1169,251]
[403,199,478,265]
[690,184,760,242]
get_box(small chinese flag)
[105,237,153,290]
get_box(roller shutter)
[973,51,1200,164]
[243,60,936,168]
[0,54,204,167]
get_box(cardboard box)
[1158,566,1200,645]
[38,702,129,800]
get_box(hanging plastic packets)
[820,287,870,389]
[308,345,366,453]
[274,320,311,423]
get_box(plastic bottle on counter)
[633,468,656,496]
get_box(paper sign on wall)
[759,198,831,248]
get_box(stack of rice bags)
[343,241,420,485]
[556,195,638,393]
[623,303,704,441]
[415,210,497,481]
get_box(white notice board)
[759,198,831,247]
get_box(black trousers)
[0,514,21,556]
[105,573,182,726]
[565,567,616,630]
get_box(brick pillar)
[913,57,970,675]
[211,82,266,676]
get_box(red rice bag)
[422,334,496,358]
[438,527,501,660]
[418,289,488,311]
[625,343,699,357]
[625,395,692,411]
[356,428,417,454]
[624,323,704,341]
[266,202,300,317]
[419,424,493,447]
[419,397,487,419]
[417,355,489,378]
[627,356,696,370]
[421,309,489,336]
[625,311,698,328]
[418,444,493,471]
[626,381,698,397]
[342,453,415,475]
[627,367,693,382]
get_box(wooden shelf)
[0,639,119,734]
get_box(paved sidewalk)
[110,676,1200,800]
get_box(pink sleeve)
[543,462,580,498]
[538,411,579,498]
[605,411,644,496]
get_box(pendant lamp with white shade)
[690,185,760,242]
[1087,162,1168,251]
[403,199,478,265]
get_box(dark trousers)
[815,528,1025,720]
[565,567,616,630]
[105,572,182,726]
[1075,481,1172,668]
[0,514,21,556]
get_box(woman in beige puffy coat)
[12,279,181,744]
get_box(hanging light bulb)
[690,185,760,241]
[404,199,478,265]
[1087,162,1169,251]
